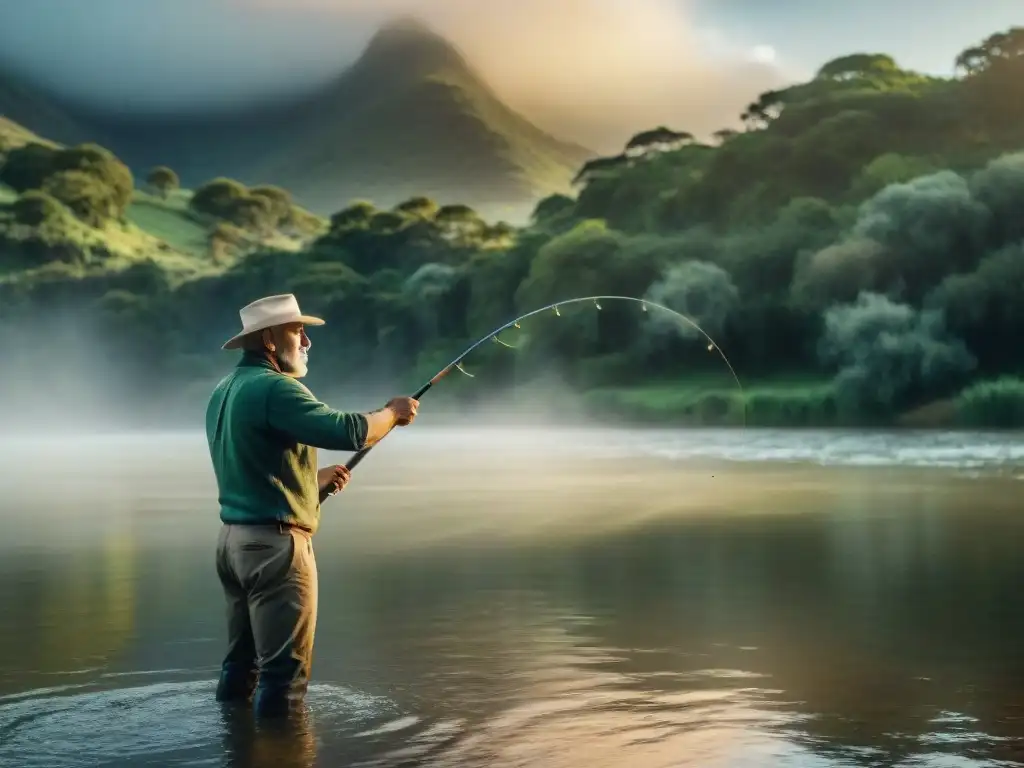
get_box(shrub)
[147,166,180,198]
[12,190,66,227]
[954,377,1024,428]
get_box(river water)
[0,427,1022,767]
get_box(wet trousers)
[214,523,318,717]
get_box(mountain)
[249,17,596,219]
[19,17,594,221]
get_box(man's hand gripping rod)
[344,366,453,472]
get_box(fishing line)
[326,295,745,493]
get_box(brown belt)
[226,520,312,535]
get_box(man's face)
[268,322,311,378]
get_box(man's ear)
[262,328,276,352]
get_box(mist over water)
[1,427,1023,766]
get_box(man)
[205,293,418,717]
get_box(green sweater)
[205,353,369,534]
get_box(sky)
[0,0,1020,152]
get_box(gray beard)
[278,349,308,375]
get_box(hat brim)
[222,314,325,350]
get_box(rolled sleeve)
[266,376,368,451]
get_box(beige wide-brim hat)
[222,293,325,350]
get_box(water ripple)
[0,679,397,767]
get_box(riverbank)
[578,374,1024,430]
[3,372,1022,435]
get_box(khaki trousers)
[214,523,318,716]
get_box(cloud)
[0,0,794,151]
[748,45,778,64]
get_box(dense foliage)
[1,27,1024,428]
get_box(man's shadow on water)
[218,702,318,768]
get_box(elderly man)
[206,293,418,717]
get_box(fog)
[5,418,1024,556]
[0,0,791,151]
[0,316,620,436]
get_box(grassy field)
[127,191,209,257]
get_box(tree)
[42,170,122,227]
[11,190,66,227]
[816,53,899,81]
[0,142,59,192]
[712,129,738,145]
[370,210,408,234]
[228,195,275,234]
[0,142,133,223]
[925,241,1024,373]
[531,193,575,225]
[481,221,516,249]
[190,177,248,216]
[190,177,274,233]
[571,153,631,185]
[329,201,376,231]
[208,222,250,265]
[286,206,328,238]
[955,46,988,76]
[849,153,937,199]
[50,144,134,219]
[740,90,786,129]
[955,27,1024,75]
[434,204,484,243]
[818,292,975,418]
[643,260,740,343]
[515,219,666,307]
[249,185,292,227]
[790,237,887,312]
[624,126,694,157]
[393,196,439,218]
[968,151,1024,247]
[852,170,990,300]
[146,166,179,199]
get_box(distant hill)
[14,17,594,222]
[0,71,88,149]
[250,18,596,221]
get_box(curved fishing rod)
[334,294,744,483]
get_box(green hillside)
[1,25,1024,430]
[0,117,60,153]
[0,138,327,286]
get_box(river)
[0,427,1022,767]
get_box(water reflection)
[0,527,138,688]
[323,532,1024,767]
[1,434,1023,767]
[219,702,317,768]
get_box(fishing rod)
[325,295,744,494]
